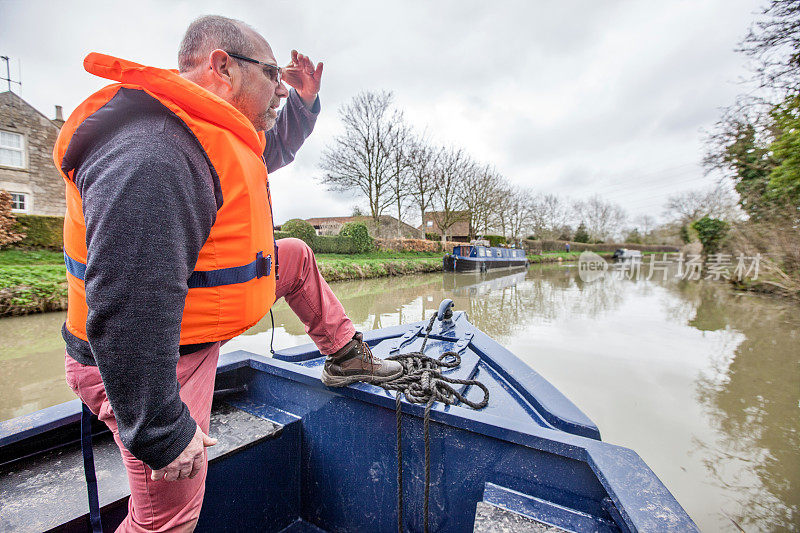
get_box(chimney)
[53,105,64,128]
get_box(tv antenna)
[1,56,22,93]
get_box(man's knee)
[277,237,314,265]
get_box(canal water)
[1,265,797,531]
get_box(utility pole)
[1,56,22,93]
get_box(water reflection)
[0,312,69,421]
[670,283,799,531]
[1,266,798,531]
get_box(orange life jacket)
[54,53,277,344]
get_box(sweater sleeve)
[76,132,217,469]
[263,88,320,173]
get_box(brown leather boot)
[321,333,403,387]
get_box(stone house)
[292,215,420,238]
[0,91,65,216]
[304,216,355,236]
[421,210,471,242]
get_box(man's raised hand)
[282,49,323,108]
[151,424,217,482]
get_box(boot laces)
[356,339,377,375]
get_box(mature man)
[57,16,400,531]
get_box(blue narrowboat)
[444,244,529,272]
[0,300,697,532]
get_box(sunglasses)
[226,52,282,84]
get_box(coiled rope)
[377,314,490,533]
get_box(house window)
[0,131,26,169]
[426,220,433,227]
[10,192,28,213]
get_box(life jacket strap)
[64,251,271,288]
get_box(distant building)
[0,91,65,216]
[421,210,470,242]
[278,215,420,238]
[304,216,357,236]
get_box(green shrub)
[281,219,316,246]
[573,222,590,243]
[312,235,360,254]
[273,230,291,240]
[12,215,64,249]
[691,216,729,255]
[425,233,440,241]
[339,222,373,253]
[484,234,506,247]
[679,225,691,244]
[625,229,642,244]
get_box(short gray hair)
[178,15,258,72]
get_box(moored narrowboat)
[444,243,529,272]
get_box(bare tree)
[664,184,741,223]
[319,91,406,221]
[430,147,471,245]
[461,163,504,239]
[631,214,658,243]
[529,193,571,239]
[739,0,800,92]
[633,214,657,235]
[506,187,535,243]
[575,195,628,242]
[407,138,439,238]
[491,181,514,239]
[386,120,414,236]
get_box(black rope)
[269,309,276,356]
[378,314,489,533]
[395,393,404,533]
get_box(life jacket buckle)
[256,251,272,278]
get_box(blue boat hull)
[443,255,529,272]
[0,311,697,532]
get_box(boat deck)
[0,308,698,532]
[0,401,282,532]
[473,502,566,532]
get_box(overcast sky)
[0,0,764,226]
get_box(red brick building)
[420,210,471,242]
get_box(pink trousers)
[65,238,355,532]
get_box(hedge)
[312,235,361,254]
[524,239,679,254]
[338,222,373,253]
[374,238,461,253]
[483,234,507,247]
[12,215,64,249]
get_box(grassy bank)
[0,250,67,317]
[316,252,443,282]
[0,249,445,316]
[527,251,614,262]
[527,251,667,263]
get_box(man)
[58,15,401,531]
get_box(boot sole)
[321,368,403,388]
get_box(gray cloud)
[0,0,762,223]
